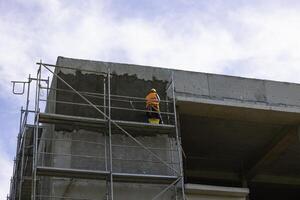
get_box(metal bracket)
[11,81,27,95]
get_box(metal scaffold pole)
[18,74,32,200]
[32,63,41,200]
[18,131,26,200]
[108,69,114,200]
[104,74,109,200]
[171,72,186,200]
[14,62,185,200]
[40,63,179,175]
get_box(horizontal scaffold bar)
[37,166,109,180]
[113,172,178,184]
[38,113,175,134]
[39,113,106,128]
[36,166,179,184]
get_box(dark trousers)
[146,106,163,124]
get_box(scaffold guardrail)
[9,61,186,200]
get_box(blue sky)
[1,0,300,198]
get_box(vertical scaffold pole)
[32,63,41,200]
[18,108,24,143]
[18,130,26,200]
[108,69,114,200]
[14,109,23,198]
[171,72,186,200]
[26,74,31,118]
[104,75,108,171]
[104,77,107,120]
[18,74,32,200]
[11,159,16,200]
[104,75,109,200]
[16,73,31,200]
[46,76,50,98]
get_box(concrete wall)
[186,184,249,200]
[36,56,300,199]
[39,177,107,199]
[39,177,175,200]
[38,128,177,176]
[37,126,179,199]
[54,58,171,123]
[56,56,300,114]
[36,56,184,199]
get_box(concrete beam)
[185,169,240,181]
[253,174,300,186]
[57,56,300,115]
[185,183,249,197]
[246,126,298,180]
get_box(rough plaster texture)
[38,59,180,199]
[39,128,178,175]
[33,57,300,199]
[40,177,174,200]
[37,127,179,199]
[57,56,300,113]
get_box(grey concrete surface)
[38,128,177,175]
[34,56,300,199]
[57,56,300,113]
[185,184,249,200]
[38,56,181,199]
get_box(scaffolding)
[9,61,186,200]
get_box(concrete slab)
[36,56,300,199]
[185,183,249,200]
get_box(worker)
[145,88,163,124]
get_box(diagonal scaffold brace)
[41,63,180,176]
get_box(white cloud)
[0,147,13,199]
[1,0,300,92]
[227,6,300,81]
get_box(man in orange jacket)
[145,88,163,124]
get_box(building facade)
[9,57,300,199]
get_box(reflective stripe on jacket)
[145,92,160,109]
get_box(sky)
[1,0,300,198]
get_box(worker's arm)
[156,93,161,102]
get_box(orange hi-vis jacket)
[145,92,160,110]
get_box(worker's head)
[150,88,157,93]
